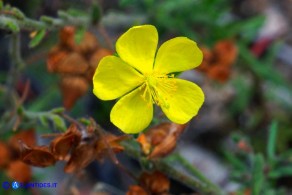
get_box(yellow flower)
[93,25,204,134]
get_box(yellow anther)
[143,72,177,109]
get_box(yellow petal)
[93,56,143,100]
[154,37,203,74]
[159,79,204,124]
[110,87,153,134]
[116,25,158,74]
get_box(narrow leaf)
[91,2,102,25]
[38,115,50,128]
[267,121,278,162]
[269,166,292,178]
[29,29,46,48]
[252,154,265,195]
[74,27,86,44]
[49,115,66,131]
[0,1,3,10]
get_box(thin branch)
[167,153,223,194]
[0,9,90,32]
[97,24,114,50]
[91,118,138,181]
[4,33,23,108]
[121,141,224,195]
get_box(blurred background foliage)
[1,0,292,194]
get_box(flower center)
[141,73,177,109]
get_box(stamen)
[144,72,177,109]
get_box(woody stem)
[122,140,224,195]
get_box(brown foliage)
[6,123,127,174]
[64,142,97,173]
[127,185,148,195]
[6,161,31,183]
[137,123,186,159]
[0,142,10,168]
[0,129,36,182]
[139,171,170,195]
[21,145,56,167]
[95,134,127,160]
[198,40,238,82]
[60,76,89,110]
[126,171,170,195]
[46,26,113,109]
[50,124,82,160]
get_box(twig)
[0,11,89,32]
[122,140,224,195]
[97,24,114,50]
[91,118,138,181]
[169,153,223,194]
[4,33,23,108]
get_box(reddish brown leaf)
[59,26,76,49]
[6,161,31,183]
[76,32,99,55]
[58,53,89,74]
[8,129,36,160]
[60,76,89,109]
[47,46,70,72]
[64,142,96,173]
[140,123,186,159]
[0,142,10,168]
[96,134,127,160]
[21,145,56,167]
[140,171,170,194]
[206,65,231,83]
[213,40,237,67]
[198,47,212,72]
[89,48,113,68]
[9,128,36,148]
[126,185,148,195]
[50,124,82,160]
[87,48,113,81]
[197,40,237,83]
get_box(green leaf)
[49,114,66,131]
[79,118,91,126]
[50,107,65,114]
[252,154,265,195]
[226,16,265,41]
[91,2,102,25]
[40,16,54,24]
[0,1,3,10]
[238,43,287,86]
[29,29,46,48]
[11,7,25,19]
[269,166,292,178]
[267,121,278,162]
[5,19,20,32]
[38,115,50,128]
[223,151,246,171]
[74,27,86,44]
[230,77,252,114]
[66,8,87,17]
[119,0,135,7]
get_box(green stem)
[4,33,23,108]
[122,141,224,195]
[169,153,223,194]
[0,9,89,32]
